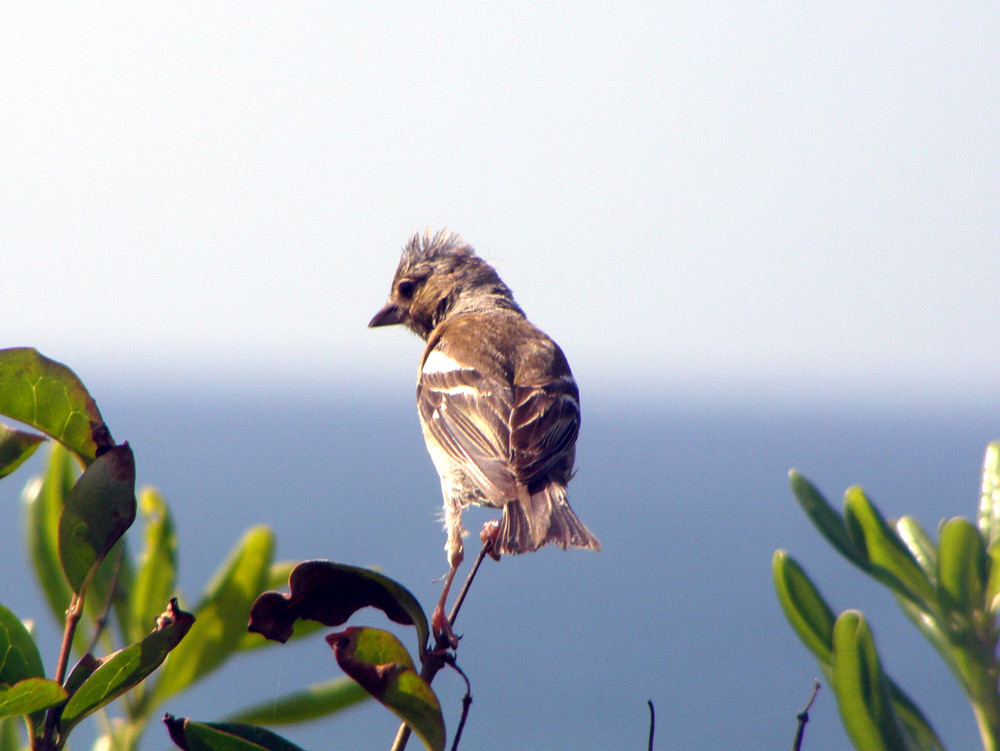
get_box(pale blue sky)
[3,4,998,405]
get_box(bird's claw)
[480,520,502,560]
[432,603,460,650]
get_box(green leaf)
[59,600,194,735]
[24,444,77,626]
[886,679,946,751]
[936,517,987,617]
[0,423,44,479]
[163,716,307,751]
[58,443,137,595]
[0,679,67,718]
[830,610,908,751]
[226,676,369,725]
[843,486,935,607]
[129,487,178,643]
[248,560,430,657]
[153,526,275,704]
[328,627,444,751]
[0,348,111,466]
[789,471,870,571]
[0,714,20,751]
[895,516,937,581]
[0,603,45,685]
[772,550,836,665]
[978,441,1000,549]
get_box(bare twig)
[793,680,821,751]
[390,539,492,751]
[647,700,655,751]
[448,658,473,751]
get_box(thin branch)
[448,658,472,751]
[647,700,655,751]
[390,538,493,751]
[793,680,821,751]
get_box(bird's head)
[369,229,522,339]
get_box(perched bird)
[369,229,600,646]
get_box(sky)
[3,3,999,407]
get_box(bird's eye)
[397,279,416,298]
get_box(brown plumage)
[369,230,600,645]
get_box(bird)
[369,229,600,647]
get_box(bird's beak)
[368,302,405,328]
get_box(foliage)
[774,442,1000,751]
[0,349,391,751]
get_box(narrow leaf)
[831,611,908,751]
[248,560,430,656]
[24,444,76,626]
[129,487,178,643]
[789,471,869,570]
[0,424,44,479]
[226,677,369,725]
[163,716,306,751]
[772,551,835,665]
[895,516,937,581]
[328,627,444,751]
[844,486,934,607]
[153,526,275,703]
[59,599,194,734]
[58,443,137,594]
[886,678,946,751]
[0,679,67,718]
[978,441,1000,549]
[0,348,111,466]
[936,517,987,617]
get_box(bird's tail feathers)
[495,485,600,555]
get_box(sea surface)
[1,385,996,750]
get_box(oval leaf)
[831,611,908,751]
[937,517,987,617]
[248,560,429,655]
[0,678,67,718]
[226,677,368,726]
[328,627,444,751]
[153,526,275,704]
[58,443,137,594]
[0,603,45,684]
[772,551,836,666]
[60,599,194,734]
[0,423,45,479]
[164,716,307,751]
[0,348,111,465]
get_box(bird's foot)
[480,520,502,561]
[432,602,460,651]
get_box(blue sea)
[1,384,997,750]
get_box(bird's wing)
[510,375,580,488]
[417,349,517,502]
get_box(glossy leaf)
[0,603,44,685]
[0,348,111,466]
[772,550,835,665]
[328,627,444,751]
[164,716,306,751]
[153,526,275,704]
[936,517,987,617]
[59,600,194,734]
[978,441,1000,549]
[0,679,67,718]
[249,560,430,656]
[789,471,869,570]
[895,516,937,581]
[0,423,44,479]
[129,487,178,643]
[226,677,368,725]
[58,443,137,595]
[831,611,908,751]
[25,444,77,626]
[843,486,934,607]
